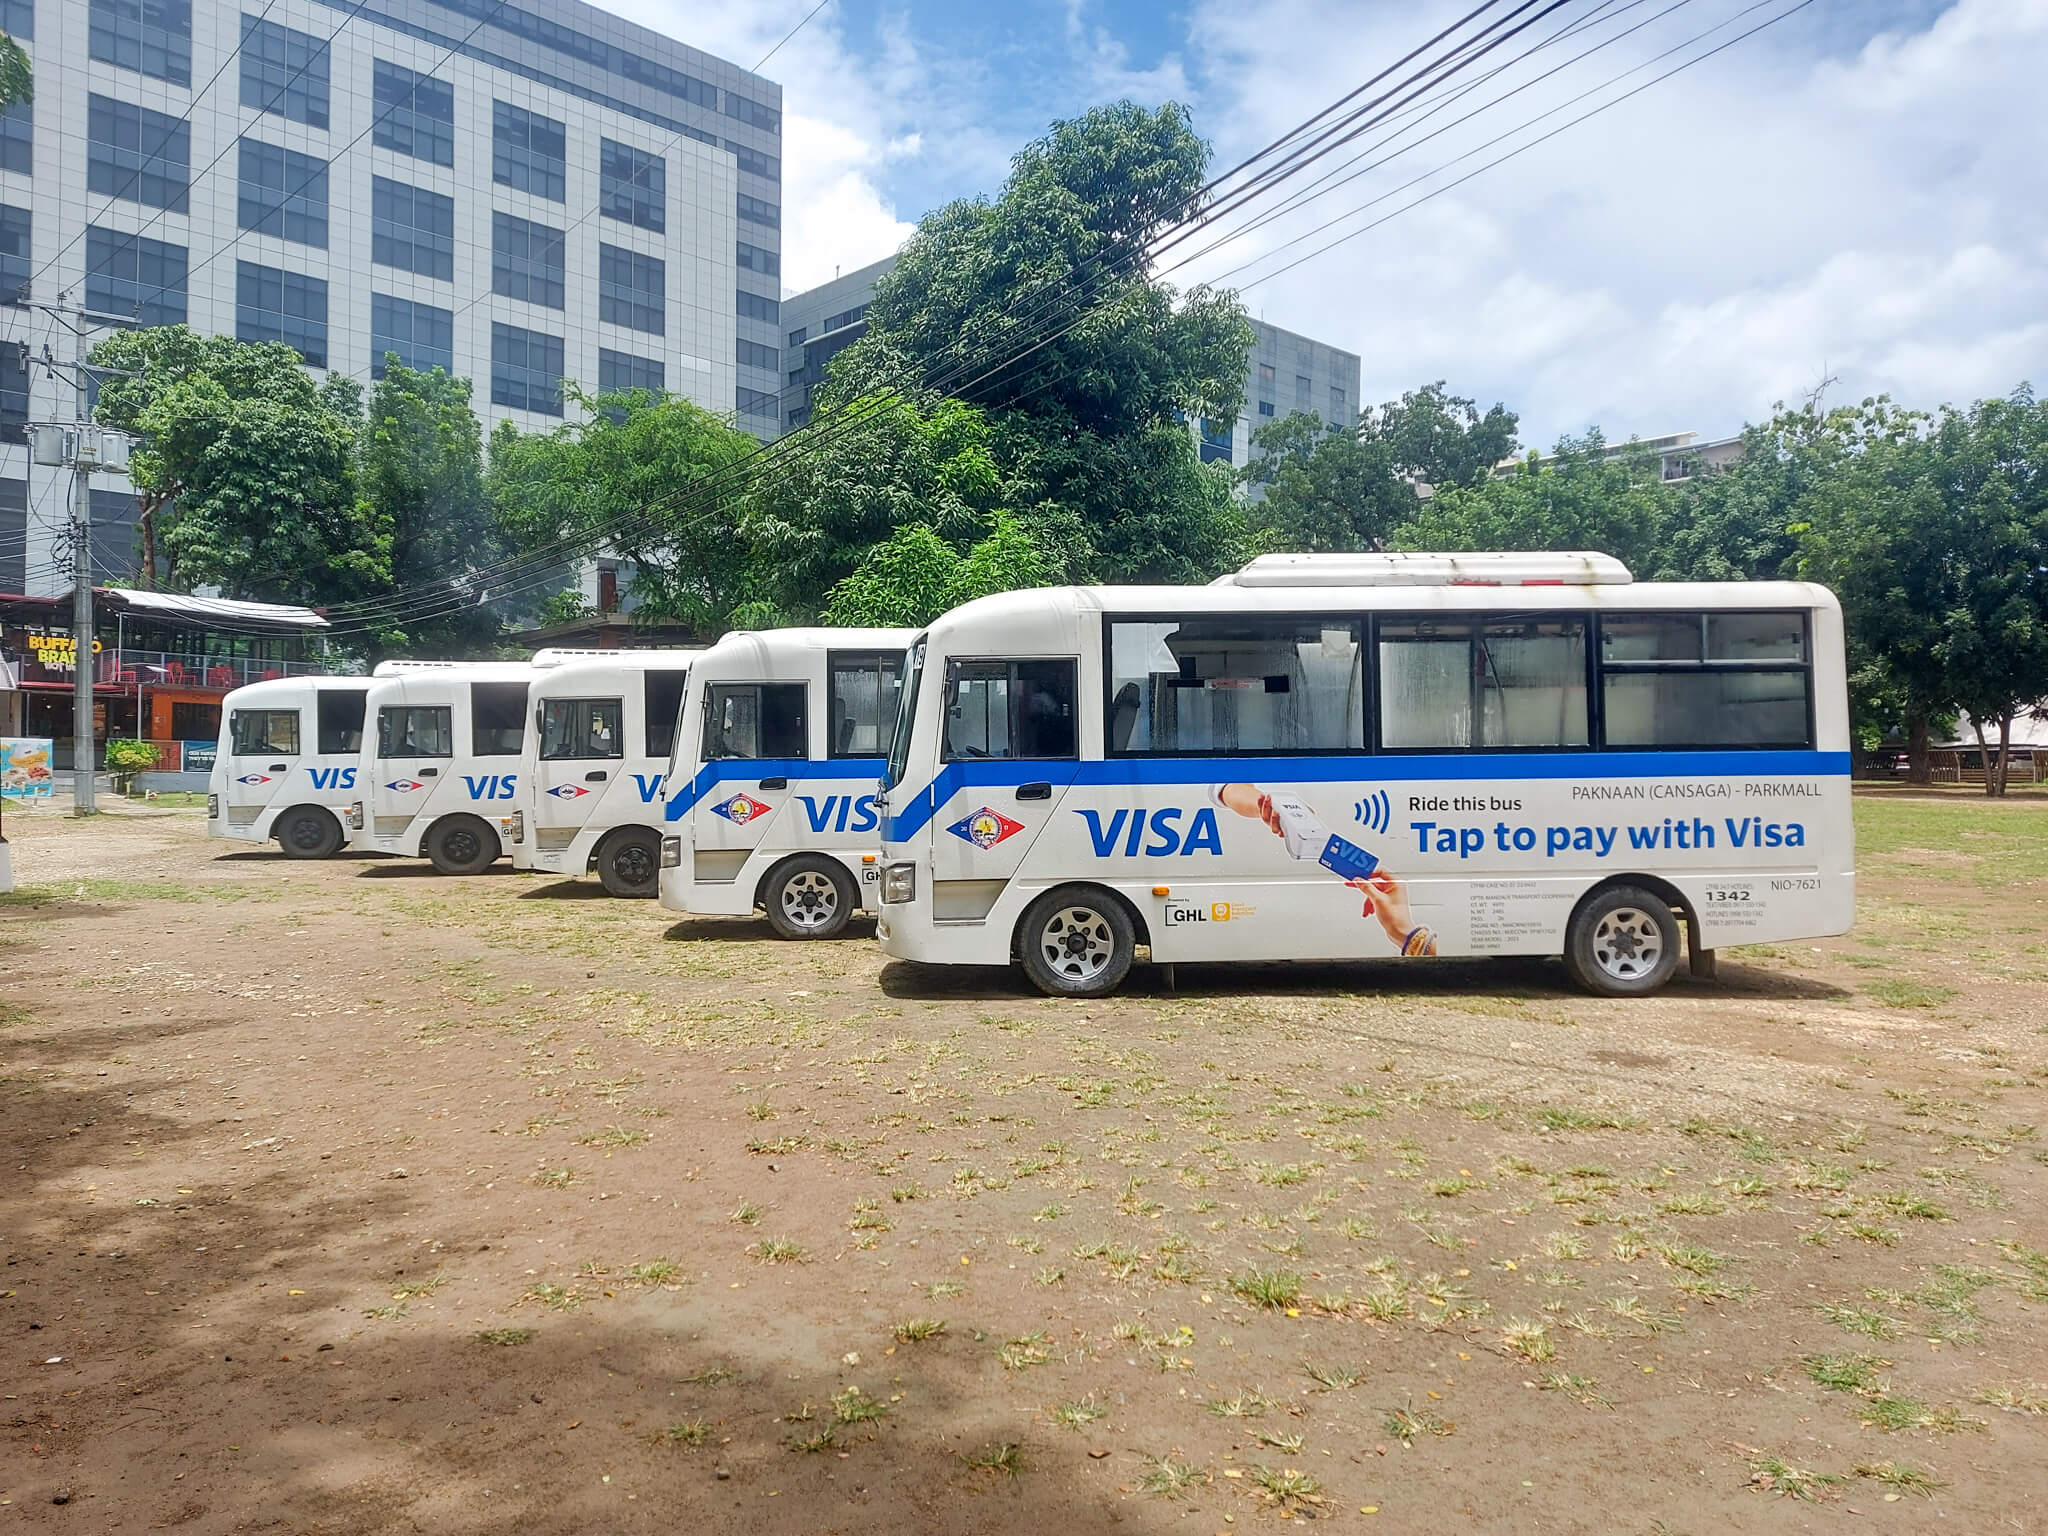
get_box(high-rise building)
[0,0,787,598]
[777,253,892,432]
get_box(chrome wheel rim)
[1591,906,1663,982]
[1039,905,1114,984]
[780,870,840,930]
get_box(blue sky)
[621,0,2046,449]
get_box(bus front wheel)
[426,815,501,876]
[1018,885,1135,999]
[596,827,660,898]
[764,856,855,940]
[275,805,342,859]
[1564,885,1680,996]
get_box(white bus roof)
[1222,551,1632,587]
[220,674,369,705]
[690,627,914,673]
[529,650,702,691]
[529,646,702,667]
[371,659,539,678]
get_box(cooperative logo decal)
[546,784,591,799]
[385,778,426,793]
[235,773,272,786]
[947,805,1024,850]
[713,792,773,824]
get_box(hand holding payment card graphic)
[1213,784,1438,957]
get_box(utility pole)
[70,448,94,814]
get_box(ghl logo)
[235,773,273,786]
[1353,789,1392,834]
[713,792,772,824]
[947,806,1024,850]
[546,784,591,800]
[385,778,426,792]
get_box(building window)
[0,477,22,593]
[599,139,663,232]
[87,97,189,213]
[241,15,330,130]
[1199,417,1233,465]
[493,100,566,201]
[88,0,190,87]
[490,322,563,416]
[372,59,454,167]
[370,292,454,378]
[598,347,662,396]
[786,326,807,347]
[725,92,779,134]
[822,303,867,332]
[737,193,779,229]
[236,261,327,367]
[735,338,776,371]
[1330,384,1346,419]
[0,0,33,40]
[84,225,186,326]
[1257,400,1274,417]
[597,243,662,335]
[735,240,779,278]
[1257,362,1275,387]
[723,140,777,180]
[0,339,25,443]
[373,177,455,280]
[736,289,777,324]
[237,139,327,247]
[736,386,777,420]
[0,204,27,307]
[0,98,27,177]
[492,211,564,309]
[1294,374,1311,411]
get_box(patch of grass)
[1152,1253,1199,1284]
[730,1201,763,1226]
[831,1385,890,1425]
[1136,1453,1205,1498]
[746,1133,808,1155]
[1748,1454,1843,1502]
[1659,1192,1726,1216]
[1652,1242,1729,1277]
[1359,1287,1413,1323]
[925,1280,964,1299]
[1499,1318,1556,1363]
[1805,1352,1887,1394]
[1050,1395,1106,1430]
[893,1316,946,1342]
[747,1237,807,1264]
[1206,1389,1273,1419]
[679,1367,738,1386]
[579,1124,649,1149]
[532,1166,579,1189]
[1249,1464,1322,1506]
[1857,1395,1983,1435]
[1600,1295,1682,1335]
[659,1420,712,1448]
[788,1423,838,1453]
[1303,1360,1361,1391]
[1382,1403,1454,1446]
[1973,1383,2048,1416]
[1817,1302,1902,1340]
[519,1282,581,1311]
[1865,980,1956,1009]
[475,1327,535,1347]
[1536,1106,1642,1132]
[1230,1266,1302,1310]
[624,1258,683,1286]
[362,1302,409,1320]
[1033,1266,1065,1287]
[390,1273,447,1300]
[1854,1460,1945,1495]
[964,1442,1023,1478]
[1538,1371,1609,1407]
[998,1332,1051,1370]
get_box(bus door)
[223,698,303,820]
[534,691,624,843]
[690,680,806,876]
[368,689,456,837]
[925,659,1081,895]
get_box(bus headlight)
[660,835,682,869]
[206,793,219,819]
[881,862,916,904]
[345,800,364,829]
[508,811,525,844]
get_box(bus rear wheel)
[1018,885,1135,999]
[1565,885,1680,996]
[275,805,342,859]
[764,856,855,940]
[426,815,501,876]
[597,828,660,898]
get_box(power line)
[753,0,833,72]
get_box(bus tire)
[1564,884,1681,997]
[1017,885,1135,999]
[596,827,660,898]
[425,815,501,876]
[763,855,855,940]
[274,805,342,860]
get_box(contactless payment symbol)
[547,784,591,799]
[385,778,425,792]
[235,773,272,785]
[713,792,772,824]
[947,805,1024,850]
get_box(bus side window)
[943,659,1076,761]
[317,690,366,755]
[828,651,906,758]
[1378,615,1587,750]
[541,698,624,760]
[644,671,688,759]
[232,709,300,756]
[702,683,806,760]
[1600,611,1811,748]
[471,682,530,756]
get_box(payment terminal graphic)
[1265,789,1381,883]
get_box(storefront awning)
[102,589,329,630]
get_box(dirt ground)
[3,792,2045,1534]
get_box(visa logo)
[1076,807,1223,857]
[463,773,518,800]
[308,766,356,790]
[632,773,663,803]
[798,793,879,834]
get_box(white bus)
[507,649,700,896]
[208,675,370,857]
[657,627,911,938]
[874,552,1853,998]
[345,661,537,874]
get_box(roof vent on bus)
[1221,551,1633,588]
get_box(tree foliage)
[0,32,32,113]
[823,512,1055,627]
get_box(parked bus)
[874,552,1853,998]
[657,628,911,938]
[345,661,537,874]
[508,649,700,896]
[208,675,370,857]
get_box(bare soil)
[2,796,2045,1534]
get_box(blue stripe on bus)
[880,750,1852,843]
[663,757,886,822]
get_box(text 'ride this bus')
[873,552,1853,998]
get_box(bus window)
[471,681,529,756]
[643,670,688,759]
[379,705,453,758]
[316,689,366,754]
[1107,617,1361,755]
[1601,610,1811,748]
[943,659,1076,761]
[232,709,300,756]
[1379,615,1588,750]
[541,698,623,760]
[704,683,807,760]
[884,638,924,789]
[828,651,905,757]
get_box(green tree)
[1242,411,1416,552]
[822,511,1056,627]
[88,327,381,602]
[491,386,760,635]
[1363,381,1519,490]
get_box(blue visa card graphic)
[1317,834,1380,884]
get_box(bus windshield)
[884,635,924,790]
